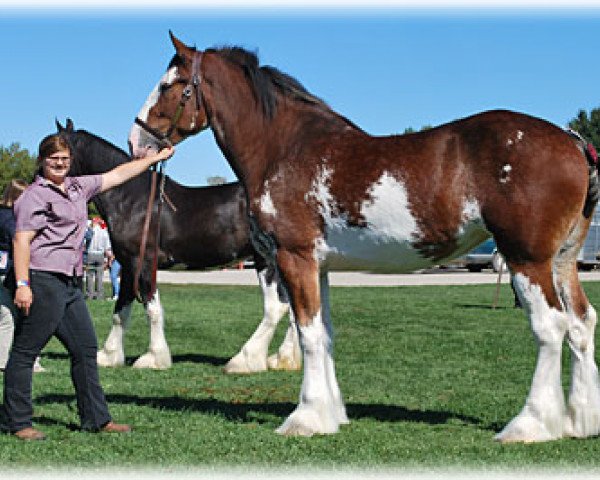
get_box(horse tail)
[566,129,599,218]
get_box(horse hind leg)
[132,289,172,369]
[268,277,302,371]
[495,261,569,443]
[224,266,290,373]
[554,223,600,438]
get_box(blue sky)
[3,6,600,185]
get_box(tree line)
[3,107,600,196]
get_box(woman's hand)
[101,145,176,193]
[14,285,33,316]
[154,146,175,163]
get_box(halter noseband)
[134,51,204,148]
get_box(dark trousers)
[2,270,111,432]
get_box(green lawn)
[1,281,600,469]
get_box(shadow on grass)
[456,303,517,311]
[42,352,229,367]
[171,354,229,366]
[34,393,488,430]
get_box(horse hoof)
[276,406,340,436]
[495,411,561,443]
[97,350,124,368]
[267,353,301,371]
[132,352,172,370]
[223,353,267,374]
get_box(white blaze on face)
[129,67,178,154]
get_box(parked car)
[443,238,507,273]
[578,207,600,270]
[463,238,506,272]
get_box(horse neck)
[70,133,128,175]
[203,56,350,198]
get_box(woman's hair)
[36,133,71,176]
[38,133,70,161]
[1,179,28,207]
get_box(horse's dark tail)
[566,129,599,218]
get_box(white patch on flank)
[260,188,277,217]
[506,139,514,147]
[309,170,427,272]
[307,169,490,273]
[517,130,524,141]
[495,273,568,442]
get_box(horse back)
[258,109,590,271]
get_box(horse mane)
[66,128,130,175]
[205,46,361,130]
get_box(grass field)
[2,281,600,470]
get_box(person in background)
[2,132,174,440]
[86,216,111,300]
[109,256,121,301]
[0,180,44,373]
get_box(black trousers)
[2,270,111,432]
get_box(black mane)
[66,128,130,176]
[206,46,330,120]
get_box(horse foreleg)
[275,250,345,436]
[495,266,568,443]
[132,290,172,369]
[97,301,133,367]
[225,267,290,373]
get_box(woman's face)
[42,148,71,185]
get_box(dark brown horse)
[58,120,300,374]
[128,33,600,442]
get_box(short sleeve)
[76,175,102,202]
[14,190,47,233]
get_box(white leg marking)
[225,269,289,373]
[276,272,345,436]
[268,309,302,371]
[97,303,133,368]
[565,303,600,438]
[133,291,172,369]
[495,273,568,443]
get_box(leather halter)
[134,51,204,148]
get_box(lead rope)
[133,161,167,303]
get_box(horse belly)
[315,172,489,273]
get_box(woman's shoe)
[14,427,46,441]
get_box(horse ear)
[169,30,190,55]
[56,118,64,132]
[66,118,74,131]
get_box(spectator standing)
[86,217,111,300]
[0,180,45,374]
[109,257,121,301]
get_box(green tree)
[568,108,600,151]
[0,143,37,194]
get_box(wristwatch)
[16,280,30,288]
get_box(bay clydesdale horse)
[128,32,600,442]
[57,120,301,374]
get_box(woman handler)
[2,133,174,440]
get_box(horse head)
[129,31,208,159]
